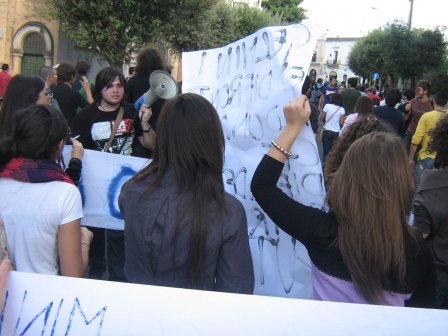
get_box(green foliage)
[349,29,385,79]
[49,0,217,64]
[205,2,239,48]
[154,0,218,53]
[49,0,148,65]
[424,56,448,93]
[233,4,283,39]
[349,22,448,87]
[49,0,287,63]
[184,2,282,52]
[261,0,307,24]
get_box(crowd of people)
[0,48,447,310]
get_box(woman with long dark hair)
[119,93,254,293]
[0,75,83,185]
[0,75,50,135]
[251,95,435,307]
[0,105,92,276]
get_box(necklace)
[99,103,120,112]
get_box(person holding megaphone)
[133,69,179,157]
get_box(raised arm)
[81,76,94,104]
[137,105,156,150]
[267,95,310,164]
[251,96,328,243]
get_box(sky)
[301,0,447,38]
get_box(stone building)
[308,37,360,84]
[0,0,107,76]
[0,0,60,75]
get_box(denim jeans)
[414,158,435,190]
[404,131,413,154]
[322,130,339,164]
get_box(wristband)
[271,140,293,158]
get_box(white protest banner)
[63,148,149,230]
[1,271,447,335]
[182,24,324,298]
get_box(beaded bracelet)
[271,140,292,158]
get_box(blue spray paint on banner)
[107,165,137,219]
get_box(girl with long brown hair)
[119,93,254,293]
[251,95,435,306]
[339,96,374,134]
[324,118,393,188]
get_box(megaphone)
[143,70,179,106]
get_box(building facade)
[0,0,60,75]
[308,37,359,84]
[0,0,107,77]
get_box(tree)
[407,27,447,87]
[150,0,218,54]
[178,2,282,52]
[261,0,306,24]
[348,29,386,82]
[49,1,143,65]
[233,4,283,40]
[49,0,217,65]
[348,22,448,88]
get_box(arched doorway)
[329,71,337,80]
[21,32,46,75]
[309,69,317,82]
[12,23,54,75]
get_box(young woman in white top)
[320,93,345,162]
[0,105,92,276]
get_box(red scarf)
[0,157,74,185]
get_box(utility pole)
[399,0,415,89]
[408,0,414,30]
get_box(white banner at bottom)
[1,271,447,335]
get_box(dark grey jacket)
[414,169,448,282]
[119,170,254,294]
